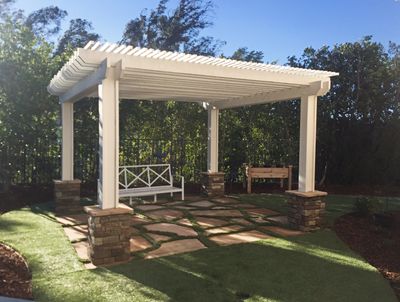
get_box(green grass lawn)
[0,197,398,302]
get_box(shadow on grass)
[105,231,396,302]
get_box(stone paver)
[260,226,304,237]
[194,217,228,229]
[232,203,257,209]
[189,200,216,208]
[63,225,88,242]
[72,241,89,261]
[55,213,88,226]
[146,209,185,221]
[174,205,196,210]
[266,215,288,225]
[204,224,244,236]
[212,197,239,204]
[230,218,255,226]
[135,205,164,211]
[130,235,153,252]
[209,230,272,246]
[147,233,171,243]
[190,209,243,218]
[246,208,280,217]
[145,239,206,259]
[144,223,198,237]
[176,218,193,227]
[84,263,97,270]
[131,215,151,225]
[163,201,183,206]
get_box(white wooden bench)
[119,164,184,202]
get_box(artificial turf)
[0,199,397,302]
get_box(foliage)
[353,197,380,217]
[0,0,399,191]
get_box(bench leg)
[129,197,132,205]
[170,192,173,198]
[154,195,157,202]
[181,190,184,201]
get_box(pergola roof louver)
[48,41,338,108]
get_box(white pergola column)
[61,102,74,181]
[98,77,119,209]
[298,95,318,192]
[207,106,219,173]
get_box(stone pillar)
[53,179,81,213]
[201,172,225,197]
[286,190,327,231]
[84,204,133,266]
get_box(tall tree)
[25,6,67,38]
[56,18,100,54]
[121,0,223,54]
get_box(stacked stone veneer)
[286,190,327,231]
[201,172,225,197]
[53,179,81,213]
[84,204,133,266]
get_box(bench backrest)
[119,164,173,190]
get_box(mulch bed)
[334,211,400,300]
[0,243,32,300]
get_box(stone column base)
[53,179,81,213]
[286,190,327,232]
[201,172,225,197]
[84,204,133,266]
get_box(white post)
[98,76,119,209]
[298,95,317,192]
[207,106,219,173]
[61,102,74,181]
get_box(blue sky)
[15,0,400,63]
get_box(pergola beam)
[59,60,108,103]
[214,80,330,109]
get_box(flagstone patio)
[55,195,304,268]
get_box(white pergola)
[48,41,338,210]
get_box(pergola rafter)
[48,41,338,210]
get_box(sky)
[14,0,400,63]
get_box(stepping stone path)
[194,217,228,229]
[72,241,89,261]
[144,223,198,237]
[189,209,243,218]
[146,209,185,221]
[63,225,88,242]
[189,200,215,208]
[246,208,280,217]
[204,225,244,236]
[145,239,206,259]
[135,205,164,211]
[130,235,153,252]
[229,218,255,226]
[147,233,171,243]
[55,195,303,266]
[259,226,304,237]
[55,213,88,226]
[266,215,289,225]
[209,230,272,246]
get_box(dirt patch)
[334,211,400,299]
[0,243,32,300]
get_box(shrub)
[353,197,378,217]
